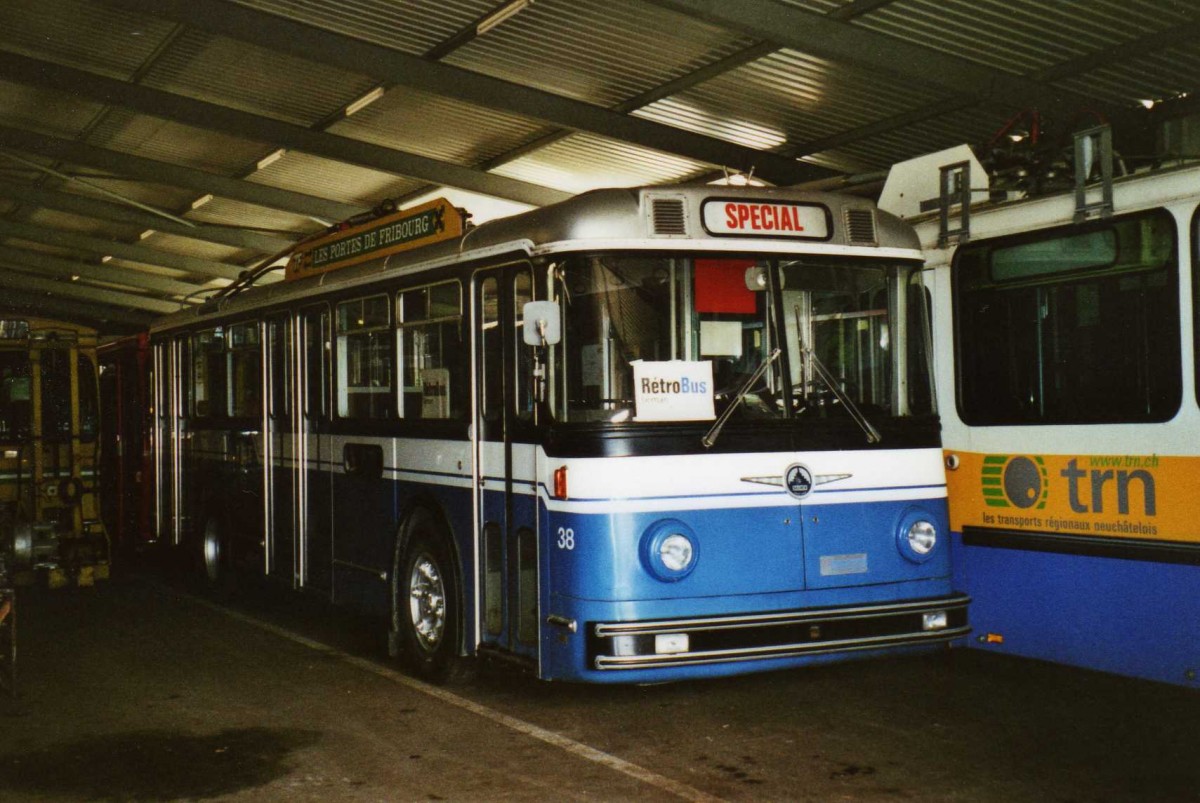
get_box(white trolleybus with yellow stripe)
[150,187,968,683]
[883,128,1200,687]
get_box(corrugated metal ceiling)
[141,29,380,127]
[0,0,173,79]
[248,151,426,209]
[87,110,273,175]
[446,0,757,107]
[330,87,552,166]
[859,0,1195,73]
[0,0,1194,332]
[234,0,498,56]
[492,132,711,194]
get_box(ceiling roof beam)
[0,217,247,282]
[0,289,155,332]
[828,0,901,20]
[0,52,569,208]
[0,178,292,258]
[0,125,366,223]
[1,146,198,229]
[100,0,828,185]
[0,268,183,314]
[646,0,1109,114]
[0,246,207,298]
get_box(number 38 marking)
[556,527,575,550]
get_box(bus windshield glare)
[548,254,933,425]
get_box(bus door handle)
[343,443,383,480]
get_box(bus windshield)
[0,353,31,442]
[548,254,933,425]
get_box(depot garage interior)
[0,2,1198,801]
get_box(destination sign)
[286,198,465,281]
[701,199,829,239]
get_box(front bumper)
[589,594,970,671]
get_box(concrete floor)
[1,569,1197,802]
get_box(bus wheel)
[392,511,472,684]
[200,516,235,594]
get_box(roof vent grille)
[844,209,877,245]
[650,198,687,236]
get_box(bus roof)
[151,184,920,334]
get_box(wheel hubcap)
[408,553,446,652]
[203,523,221,582]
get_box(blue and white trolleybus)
[150,186,968,683]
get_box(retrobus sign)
[286,198,466,281]
[701,199,830,239]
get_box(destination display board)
[286,198,465,281]
[701,199,830,239]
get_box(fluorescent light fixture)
[100,255,113,263]
[345,87,386,116]
[477,0,532,34]
[190,193,214,210]
[138,229,156,240]
[256,149,286,170]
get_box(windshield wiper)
[702,348,781,449]
[794,307,881,444]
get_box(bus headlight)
[659,534,694,572]
[640,520,698,581]
[896,510,938,563]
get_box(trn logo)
[982,455,1048,509]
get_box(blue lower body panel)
[953,532,1200,687]
[539,496,963,682]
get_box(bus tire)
[199,515,236,596]
[391,509,473,684]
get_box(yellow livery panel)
[945,451,1199,545]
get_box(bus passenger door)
[265,315,296,584]
[474,265,540,661]
[298,306,333,593]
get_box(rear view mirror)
[522,300,561,346]
[745,266,769,291]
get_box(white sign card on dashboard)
[632,360,715,422]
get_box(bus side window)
[480,277,502,426]
[514,270,534,421]
[192,328,226,419]
[39,348,72,438]
[267,317,290,419]
[398,281,464,421]
[228,322,262,419]
[335,296,393,420]
[302,309,328,420]
[955,210,1180,424]
[77,355,99,441]
[0,357,31,441]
